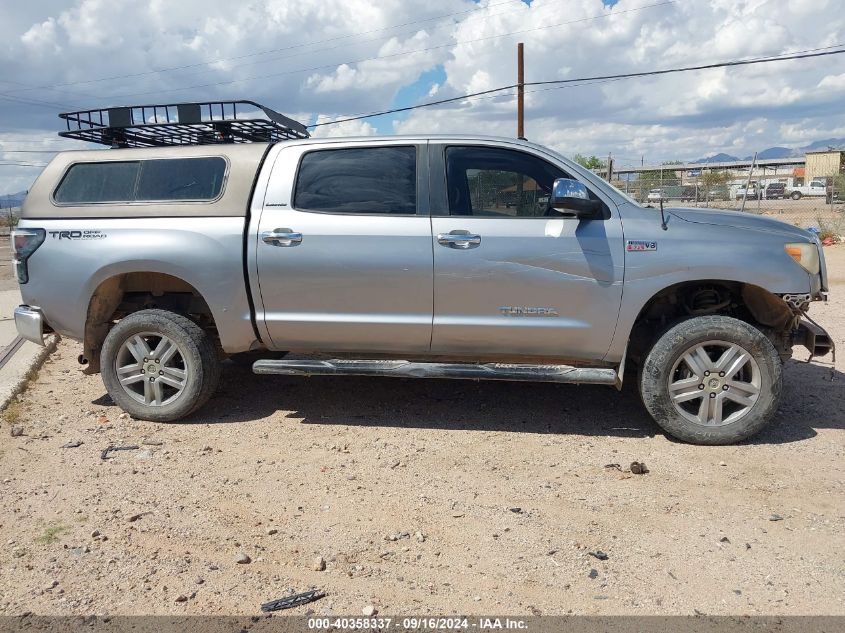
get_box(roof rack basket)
[59,100,310,148]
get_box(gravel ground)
[0,246,843,616]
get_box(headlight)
[784,242,820,275]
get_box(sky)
[1,0,844,194]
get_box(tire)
[639,315,782,445]
[100,309,221,422]
[791,191,802,200]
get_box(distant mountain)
[0,190,27,208]
[694,153,739,164]
[695,138,845,164]
[753,146,793,159]
[801,138,845,152]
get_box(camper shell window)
[53,157,227,204]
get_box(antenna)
[659,196,668,230]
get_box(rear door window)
[294,146,417,215]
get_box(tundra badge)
[499,306,560,317]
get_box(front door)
[255,142,433,353]
[430,143,625,362]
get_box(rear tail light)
[11,228,45,284]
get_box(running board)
[252,359,618,385]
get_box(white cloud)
[20,18,61,54]
[310,114,377,138]
[305,31,439,93]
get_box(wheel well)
[628,281,797,363]
[83,272,218,373]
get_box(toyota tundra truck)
[11,102,833,445]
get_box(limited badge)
[626,240,657,252]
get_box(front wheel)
[100,309,221,422]
[639,316,782,445]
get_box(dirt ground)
[0,248,843,617]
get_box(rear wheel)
[100,309,220,422]
[791,191,802,200]
[639,316,782,445]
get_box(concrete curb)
[0,334,60,411]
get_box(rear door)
[255,141,433,353]
[428,143,625,361]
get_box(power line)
[0,93,81,111]
[310,46,845,128]
[0,149,61,153]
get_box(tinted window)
[294,147,416,214]
[54,157,227,204]
[136,157,226,201]
[446,146,569,217]
[54,162,139,204]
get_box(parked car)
[13,123,832,445]
[705,186,730,201]
[735,183,760,201]
[646,188,665,203]
[765,183,787,200]
[787,179,827,200]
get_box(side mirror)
[550,178,602,218]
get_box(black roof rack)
[59,100,310,148]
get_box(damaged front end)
[743,286,835,362]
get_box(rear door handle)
[261,228,303,247]
[437,231,481,249]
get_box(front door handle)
[261,228,303,247]
[437,231,481,249]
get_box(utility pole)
[740,152,757,214]
[517,42,524,139]
[514,42,525,214]
[606,152,614,182]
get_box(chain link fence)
[0,206,20,237]
[613,165,845,244]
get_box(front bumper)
[14,305,45,346]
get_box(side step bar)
[253,359,618,385]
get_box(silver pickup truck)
[12,134,833,444]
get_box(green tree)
[572,154,606,170]
[700,169,730,189]
[632,169,681,201]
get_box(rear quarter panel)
[17,217,257,353]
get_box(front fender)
[605,209,813,362]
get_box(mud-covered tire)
[100,309,220,422]
[639,315,782,445]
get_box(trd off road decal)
[49,230,107,240]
